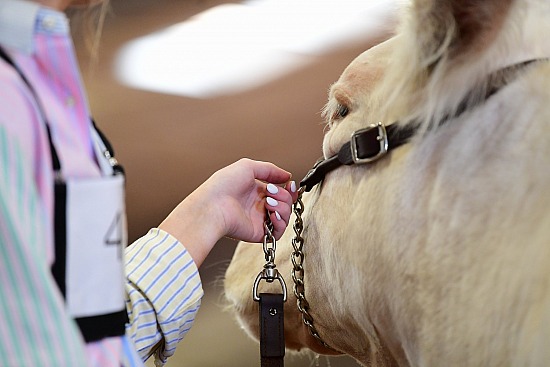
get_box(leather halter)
[301,122,416,192]
[300,59,546,193]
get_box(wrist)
[158,189,224,268]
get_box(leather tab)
[300,155,340,192]
[259,293,285,366]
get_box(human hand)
[202,158,299,242]
[159,158,299,267]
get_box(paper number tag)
[65,175,126,318]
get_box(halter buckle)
[351,122,388,164]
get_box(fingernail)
[267,183,279,195]
[290,181,297,193]
[275,211,281,221]
[266,197,278,207]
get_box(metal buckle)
[351,122,388,164]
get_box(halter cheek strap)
[300,59,547,193]
[301,123,416,192]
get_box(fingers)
[241,158,292,185]
[230,158,300,240]
[269,211,288,240]
[264,182,296,239]
[239,159,299,202]
[284,180,299,203]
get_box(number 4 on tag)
[104,212,123,258]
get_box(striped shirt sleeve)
[0,123,89,366]
[124,228,203,365]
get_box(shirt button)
[65,96,76,108]
[42,16,57,31]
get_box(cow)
[224,0,550,365]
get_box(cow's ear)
[448,0,513,54]
[412,0,513,61]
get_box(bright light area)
[114,0,402,98]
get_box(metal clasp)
[252,213,288,302]
[351,122,388,164]
[252,266,287,302]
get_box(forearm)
[158,188,224,268]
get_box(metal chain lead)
[263,216,276,264]
[253,211,287,302]
[291,189,332,349]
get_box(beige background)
[75,0,371,365]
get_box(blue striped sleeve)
[124,228,204,365]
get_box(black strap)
[300,59,547,192]
[51,182,67,297]
[91,118,124,175]
[259,293,285,367]
[0,47,62,173]
[301,123,416,192]
[76,309,129,343]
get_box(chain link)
[263,219,276,264]
[253,210,287,302]
[291,189,332,349]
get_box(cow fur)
[224,0,550,365]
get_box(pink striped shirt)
[0,1,203,366]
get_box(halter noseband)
[299,59,546,192]
[300,122,417,192]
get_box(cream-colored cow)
[225,0,550,365]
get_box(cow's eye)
[334,104,349,120]
[323,100,350,130]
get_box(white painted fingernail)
[275,211,281,221]
[266,197,278,207]
[267,183,279,195]
[290,181,297,193]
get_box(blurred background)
[72,0,391,365]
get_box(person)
[0,0,299,366]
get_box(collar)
[0,0,69,55]
[300,58,547,192]
[300,123,416,192]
